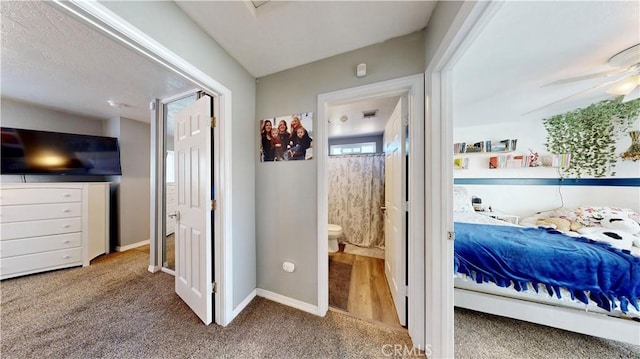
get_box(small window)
[329,142,376,156]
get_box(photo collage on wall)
[259,112,313,162]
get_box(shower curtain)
[328,154,385,248]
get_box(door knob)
[381,206,387,211]
[168,211,180,220]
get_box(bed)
[452,187,640,345]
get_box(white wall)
[454,118,640,216]
[1,98,104,135]
[255,31,425,306]
[100,0,257,310]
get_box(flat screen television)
[1,127,122,176]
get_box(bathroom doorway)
[326,93,405,328]
[318,74,424,339]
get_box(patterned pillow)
[573,206,640,227]
[453,186,474,213]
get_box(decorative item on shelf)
[621,130,640,161]
[454,157,469,170]
[527,149,540,167]
[471,196,483,211]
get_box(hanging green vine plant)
[542,97,640,178]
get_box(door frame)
[54,1,235,326]
[423,2,500,357]
[317,74,424,345]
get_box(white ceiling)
[175,1,436,78]
[2,1,636,139]
[454,1,640,127]
[0,1,196,123]
[174,0,433,139]
[327,95,401,138]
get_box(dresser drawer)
[1,217,82,240]
[0,202,82,223]
[0,188,82,206]
[0,247,82,279]
[0,233,82,257]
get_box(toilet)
[328,224,343,253]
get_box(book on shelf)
[541,153,571,168]
[489,154,527,169]
[453,142,467,154]
[456,138,517,154]
[491,138,517,152]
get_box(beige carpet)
[454,308,640,359]
[1,248,638,358]
[0,248,415,359]
[343,243,385,259]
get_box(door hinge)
[212,282,217,294]
[402,114,409,127]
[448,231,455,241]
[211,200,217,211]
[403,201,409,212]
[210,116,217,128]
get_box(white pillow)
[453,186,474,213]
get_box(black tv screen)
[1,127,122,176]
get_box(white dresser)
[0,182,109,280]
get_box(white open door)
[173,96,213,324]
[384,96,407,326]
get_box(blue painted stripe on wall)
[453,178,640,187]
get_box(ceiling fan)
[528,44,640,114]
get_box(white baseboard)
[256,288,319,316]
[116,239,150,252]
[148,265,160,273]
[232,289,257,318]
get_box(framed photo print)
[259,112,313,162]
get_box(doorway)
[326,94,404,327]
[317,74,424,342]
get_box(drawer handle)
[62,224,70,228]
[63,240,71,244]
[63,209,71,213]
[62,255,70,259]
[63,194,71,197]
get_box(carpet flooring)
[1,247,638,358]
[328,259,352,311]
[454,308,640,359]
[0,248,413,359]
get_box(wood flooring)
[329,247,402,328]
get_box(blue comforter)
[454,222,640,313]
